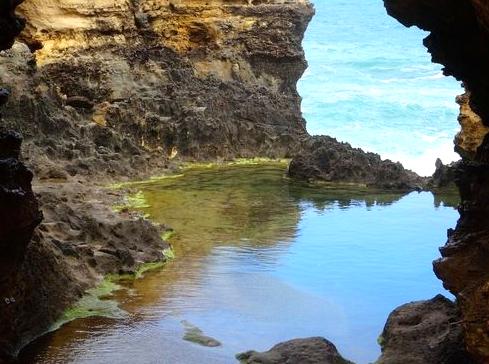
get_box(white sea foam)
[382,142,459,176]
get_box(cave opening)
[2,0,484,363]
[298,0,462,177]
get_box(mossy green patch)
[109,174,185,190]
[377,334,385,347]
[108,258,171,282]
[134,261,166,278]
[112,190,151,218]
[163,246,175,259]
[109,158,289,190]
[181,158,289,171]
[51,278,126,331]
[161,229,175,241]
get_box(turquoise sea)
[298,0,462,176]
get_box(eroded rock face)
[288,136,425,191]
[384,0,489,361]
[378,295,473,364]
[428,158,460,189]
[0,0,314,179]
[236,337,353,364]
[0,178,170,361]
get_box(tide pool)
[19,165,459,364]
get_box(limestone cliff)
[384,0,489,361]
[0,0,314,179]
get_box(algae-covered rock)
[181,321,221,348]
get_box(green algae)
[377,334,385,347]
[161,229,175,241]
[109,174,185,190]
[109,158,289,190]
[113,191,151,216]
[134,261,166,279]
[53,250,176,330]
[163,246,175,259]
[180,158,290,170]
[51,278,126,331]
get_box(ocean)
[298,0,462,176]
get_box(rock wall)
[0,0,314,179]
[378,295,473,364]
[384,0,489,361]
[0,131,42,362]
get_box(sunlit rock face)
[384,0,489,361]
[0,0,314,178]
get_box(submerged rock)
[377,295,473,364]
[181,320,221,348]
[236,337,353,364]
[288,136,425,191]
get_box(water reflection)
[19,164,459,364]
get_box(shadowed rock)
[0,0,25,51]
[0,130,42,265]
[0,130,42,362]
[288,136,425,191]
[429,158,460,189]
[377,295,473,364]
[236,337,353,364]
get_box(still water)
[21,165,459,364]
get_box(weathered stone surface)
[288,136,425,191]
[236,337,353,364]
[0,0,315,179]
[378,295,473,364]
[429,158,460,189]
